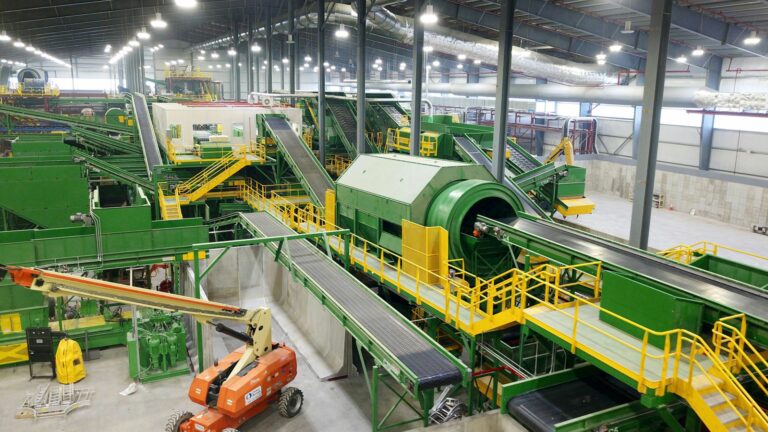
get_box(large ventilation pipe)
[342,81,760,109]
[194,4,607,86]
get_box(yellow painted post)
[570,300,580,354]
[638,331,649,392]
[658,333,671,396]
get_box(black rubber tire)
[278,387,303,418]
[165,410,194,432]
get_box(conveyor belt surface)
[507,143,539,172]
[454,136,548,219]
[507,373,638,432]
[327,99,358,154]
[264,117,333,207]
[505,217,768,322]
[131,93,162,177]
[380,104,408,126]
[241,212,463,389]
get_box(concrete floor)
[0,314,415,432]
[557,192,768,268]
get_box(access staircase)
[174,152,249,203]
[73,151,155,193]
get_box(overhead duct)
[194,4,607,86]
[341,81,761,109]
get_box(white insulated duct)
[194,4,607,86]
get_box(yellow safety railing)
[516,273,768,430]
[0,83,60,97]
[386,128,439,157]
[713,314,768,396]
[325,154,352,176]
[658,241,768,265]
[176,152,240,195]
[164,67,212,79]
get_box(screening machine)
[1,265,304,432]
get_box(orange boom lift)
[1,265,303,432]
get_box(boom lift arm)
[0,265,272,378]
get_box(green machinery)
[335,153,523,276]
[127,309,189,382]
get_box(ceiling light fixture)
[595,51,607,61]
[457,54,466,60]
[597,59,606,65]
[692,46,704,57]
[151,12,167,29]
[282,57,289,64]
[25,45,34,52]
[13,39,24,48]
[0,31,10,42]
[137,27,151,40]
[744,31,761,46]
[473,59,481,65]
[399,62,406,70]
[228,47,236,56]
[675,55,687,63]
[457,64,463,69]
[197,55,205,60]
[251,44,261,53]
[129,39,140,47]
[420,4,438,24]
[304,55,311,62]
[608,42,622,53]
[335,24,349,39]
[104,44,112,53]
[175,0,197,9]
[423,45,434,53]
[620,20,634,34]
[211,52,220,59]
[432,60,440,66]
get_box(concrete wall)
[576,158,768,229]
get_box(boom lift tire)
[166,410,194,432]
[279,387,304,418]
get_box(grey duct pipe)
[192,4,607,86]
[349,82,714,108]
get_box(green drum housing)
[334,154,522,276]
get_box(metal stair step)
[730,424,766,432]
[717,407,747,426]
[703,391,736,408]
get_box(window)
[714,113,768,133]
[659,108,702,127]
[590,104,635,119]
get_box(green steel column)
[491,0,516,182]
[371,364,380,432]
[193,253,204,372]
[419,388,434,427]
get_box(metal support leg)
[356,0,367,155]
[372,365,380,432]
[317,0,326,165]
[491,0,516,182]
[410,0,424,156]
[193,253,204,372]
[629,0,672,250]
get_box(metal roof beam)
[515,0,721,71]
[432,0,645,70]
[610,0,767,58]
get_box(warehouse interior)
[0,0,767,431]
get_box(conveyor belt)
[380,104,408,126]
[263,117,333,207]
[327,99,358,156]
[503,217,768,322]
[131,93,162,177]
[507,143,539,172]
[454,136,548,219]
[241,212,463,389]
[507,373,639,432]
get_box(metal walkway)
[263,116,333,206]
[241,212,464,389]
[454,136,549,219]
[500,217,768,323]
[130,92,162,177]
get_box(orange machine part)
[182,344,297,432]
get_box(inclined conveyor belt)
[131,93,162,177]
[454,136,548,219]
[380,104,408,126]
[264,117,333,207]
[502,217,768,322]
[507,143,539,172]
[327,99,358,151]
[241,212,463,389]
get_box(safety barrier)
[658,241,768,265]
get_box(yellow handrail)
[658,241,768,265]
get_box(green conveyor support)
[0,104,134,135]
[70,126,142,155]
[73,151,155,193]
